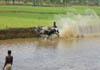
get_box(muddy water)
[0,37,100,70]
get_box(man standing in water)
[3,50,13,70]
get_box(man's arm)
[11,56,13,65]
[3,57,7,70]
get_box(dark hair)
[54,21,56,24]
[8,50,12,55]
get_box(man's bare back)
[5,56,13,65]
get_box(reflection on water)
[0,37,100,70]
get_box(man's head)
[53,21,56,25]
[8,50,12,55]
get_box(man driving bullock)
[52,21,59,33]
[37,21,59,38]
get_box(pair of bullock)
[36,26,59,39]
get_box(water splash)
[56,9,100,38]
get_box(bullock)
[36,26,59,39]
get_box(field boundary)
[0,10,66,14]
[0,27,38,40]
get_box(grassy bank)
[0,6,100,29]
[0,13,53,29]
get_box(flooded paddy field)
[0,37,100,70]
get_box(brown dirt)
[0,27,38,40]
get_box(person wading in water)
[3,50,13,70]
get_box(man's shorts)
[5,64,11,70]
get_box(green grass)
[0,13,54,29]
[0,6,100,14]
[0,17,52,29]
[0,6,100,29]
[0,6,68,14]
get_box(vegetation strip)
[0,11,65,14]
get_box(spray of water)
[56,9,100,38]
